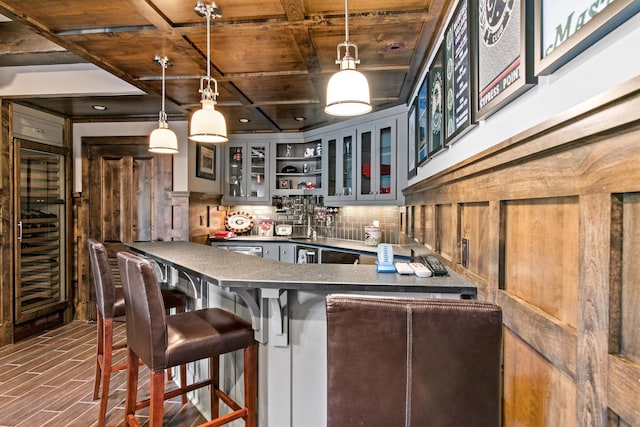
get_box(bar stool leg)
[92,311,104,401]
[149,371,166,427]
[97,317,115,427]
[244,345,258,427]
[124,348,140,427]
[210,356,219,419]
[181,363,188,405]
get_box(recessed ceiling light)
[294,117,305,122]
[92,104,107,111]
[238,118,251,123]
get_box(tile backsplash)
[320,205,401,244]
[229,201,401,244]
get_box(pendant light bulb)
[325,0,372,117]
[189,2,228,143]
[149,56,179,154]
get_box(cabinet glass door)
[16,146,66,323]
[227,144,244,198]
[378,125,392,196]
[248,143,269,201]
[327,136,338,197]
[342,133,355,198]
[326,132,355,202]
[358,126,374,199]
[357,120,396,201]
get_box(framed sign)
[417,77,429,165]
[408,99,418,179]
[445,0,474,144]
[196,143,216,180]
[473,0,536,120]
[534,0,640,75]
[428,44,445,156]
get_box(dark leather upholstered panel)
[326,295,502,427]
[117,251,255,372]
[87,238,125,319]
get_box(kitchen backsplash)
[229,200,401,244]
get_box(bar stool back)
[87,239,187,427]
[326,295,503,427]
[117,250,257,427]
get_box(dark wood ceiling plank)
[0,21,65,54]
[0,0,451,131]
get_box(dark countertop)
[128,241,476,297]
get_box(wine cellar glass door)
[15,143,67,324]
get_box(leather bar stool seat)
[117,251,258,427]
[87,239,188,427]
[326,295,503,427]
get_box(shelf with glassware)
[323,129,357,203]
[356,118,397,202]
[272,139,323,195]
[223,141,270,204]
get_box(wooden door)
[80,136,173,320]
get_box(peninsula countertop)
[128,241,476,297]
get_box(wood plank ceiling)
[0,0,452,133]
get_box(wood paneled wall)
[403,77,640,426]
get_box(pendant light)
[149,56,179,153]
[189,1,228,143]
[325,0,372,117]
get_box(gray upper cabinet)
[323,129,357,203]
[356,118,397,202]
[223,141,270,204]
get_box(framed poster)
[407,99,418,178]
[428,44,444,156]
[196,143,216,180]
[473,0,536,120]
[534,0,640,75]
[445,0,474,144]
[417,77,429,165]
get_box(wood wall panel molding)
[406,121,640,207]
[498,291,577,379]
[405,77,640,200]
[607,355,640,425]
[576,193,613,426]
[404,78,640,425]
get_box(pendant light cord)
[344,0,349,43]
[206,7,211,86]
[161,58,166,118]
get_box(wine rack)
[16,149,66,323]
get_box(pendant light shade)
[189,83,228,143]
[325,58,371,116]
[189,2,228,143]
[149,125,179,153]
[149,56,178,154]
[325,0,372,117]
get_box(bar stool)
[117,251,258,427]
[325,295,503,427]
[87,239,188,427]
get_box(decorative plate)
[225,211,254,233]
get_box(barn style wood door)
[79,136,173,320]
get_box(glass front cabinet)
[15,141,70,324]
[356,118,397,202]
[224,141,270,204]
[324,130,356,203]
